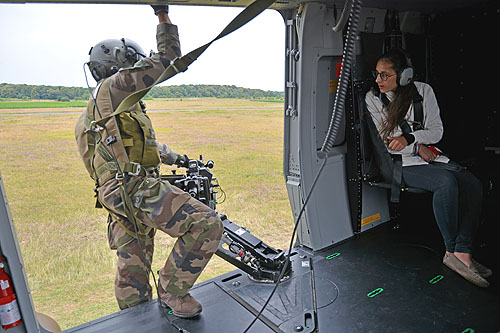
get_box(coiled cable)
[321,0,363,154]
[332,0,353,32]
[245,1,363,331]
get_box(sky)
[0,3,285,91]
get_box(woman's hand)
[387,136,408,151]
[418,145,437,162]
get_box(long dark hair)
[377,50,414,141]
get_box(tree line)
[0,83,283,101]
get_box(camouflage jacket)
[107,23,181,111]
[75,23,182,184]
[106,22,182,167]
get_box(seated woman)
[365,49,492,288]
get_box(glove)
[176,154,190,168]
[151,4,169,15]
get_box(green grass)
[0,98,292,330]
[0,100,87,109]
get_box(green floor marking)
[326,252,340,260]
[367,288,384,298]
[429,275,444,284]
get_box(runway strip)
[0,107,282,116]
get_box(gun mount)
[161,157,291,283]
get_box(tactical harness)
[76,79,160,240]
[86,80,161,185]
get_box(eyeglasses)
[372,70,396,81]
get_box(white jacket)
[365,81,449,166]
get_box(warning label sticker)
[0,280,9,290]
[361,213,381,227]
[0,299,21,326]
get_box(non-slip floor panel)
[66,222,500,332]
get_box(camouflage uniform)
[75,23,223,310]
[102,176,222,309]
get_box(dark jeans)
[402,162,482,254]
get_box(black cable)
[84,63,186,332]
[215,179,226,204]
[245,0,362,330]
[321,0,362,154]
[243,155,328,333]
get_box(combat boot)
[159,292,202,318]
[157,277,202,318]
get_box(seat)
[360,100,428,210]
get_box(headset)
[395,48,414,87]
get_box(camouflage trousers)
[99,175,223,310]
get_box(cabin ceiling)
[0,0,490,11]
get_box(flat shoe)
[443,254,489,288]
[471,258,493,278]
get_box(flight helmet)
[88,38,146,82]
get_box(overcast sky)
[0,4,285,91]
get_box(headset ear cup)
[126,47,137,62]
[398,67,414,86]
[90,62,106,82]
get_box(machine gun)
[162,157,291,283]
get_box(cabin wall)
[283,2,500,251]
[284,3,355,251]
[283,3,405,251]
[0,173,46,333]
[428,4,500,248]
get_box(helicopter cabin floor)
[66,202,500,333]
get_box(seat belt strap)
[95,0,275,126]
[390,154,403,203]
[399,118,412,134]
[382,84,424,133]
[412,93,423,131]
[378,85,423,203]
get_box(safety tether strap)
[97,193,150,241]
[119,181,151,238]
[95,0,275,127]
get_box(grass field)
[0,98,292,329]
